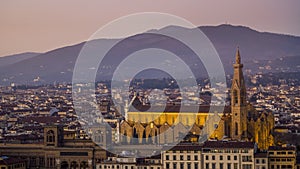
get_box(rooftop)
[203,141,255,149]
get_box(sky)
[1,0,300,57]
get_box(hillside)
[0,24,299,85]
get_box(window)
[227,163,231,169]
[234,163,238,169]
[256,159,259,163]
[187,163,191,169]
[234,156,237,160]
[166,155,169,160]
[242,156,252,162]
[205,163,209,169]
[180,155,184,160]
[173,162,177,169]
[220,163,224,169]
[166,163,170,169]
[227,156,231,160]
[235,122,238,135]
[233,90,238,105]
[212,155,215,160]
[262,159,265,163]
[46,130,55,144]
[194,163,198,169]
[242,164,252,169]
[220,156,223,160]
[194,155,198,161]
[212,163,216,169]
[180,163,184,169]
[206,155,209,160]
[173,155,176,160]
[187,155,191,160]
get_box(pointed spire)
[236,47,241,64]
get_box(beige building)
[254,153,268,169]
[0,125,107,169]
[201,141,255,169]
[161,141,256,169]
[268,146,296,169]
[162,143,202,169]
[97,156,162,169]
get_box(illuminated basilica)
[120,48,274,150]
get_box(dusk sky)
[1,0,300,57]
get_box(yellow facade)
[127,112,222,127]
[123,48,274,150]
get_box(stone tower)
[44,125,64,147]
[231,48,248,140]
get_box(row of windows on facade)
[165,162,199,169]
[205,163,252,169]
[165,155,252,162]
[1,163,25,169]
[255,159,266,164]
[166,149,250,153]
[21,157,89,169]
[270,165,293,169]
[269,158,294,162]
[269,151,294,155]
[165,162,252,169]
[99,166,160,169]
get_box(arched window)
[235,122,239,136]
[80,161,88,169]
[70,161,78,169]
[61,161,69,169]
[47,130,55,143]
[233,90,238,105]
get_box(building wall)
[163,149,201,169]
[268,148,296,169]
[254,157,268,169]
[202,148,254,169]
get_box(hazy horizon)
[1,0,300,57]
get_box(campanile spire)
[236,47,241,64]
[231,47,248,140]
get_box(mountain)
[0,24,299,85]
[199,25,300,73]
[0,52,40,68]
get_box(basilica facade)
[121,48,274,150]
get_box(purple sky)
[1,0,300,57]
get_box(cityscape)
[1,1,300,169]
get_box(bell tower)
[44,125,63,147]
[231,48,248,140]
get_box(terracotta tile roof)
[129,105,231,113]
[203,141,255,149]
[269,146,296,151]
[254,152,268,158]
[163,143,203,151]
